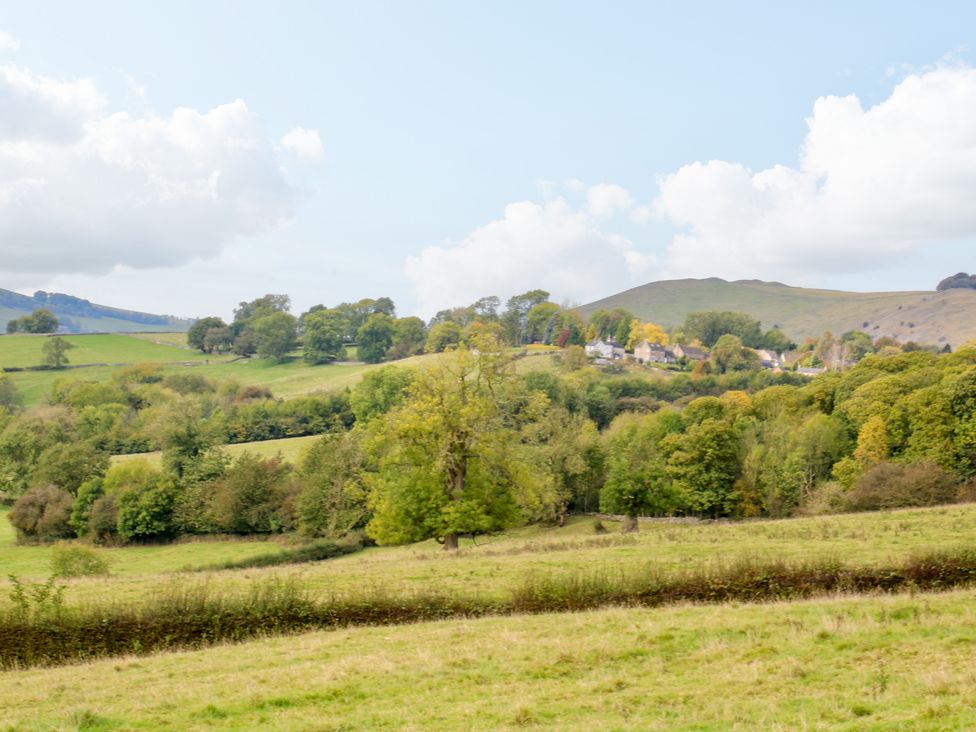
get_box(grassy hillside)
[4,343,560,407]
[3,591,974,730]
[112,434,324,469]
[4,503,974,603]
[0,333,224,369]
[579,277,976,346]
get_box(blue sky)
[2,1,976,318]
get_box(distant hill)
[578,278,976,347]
[0,288,193,334]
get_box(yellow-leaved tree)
[626,321,669,350]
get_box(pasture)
[111,434,324,469]
[0,333,220,370]
[2,590,975,729]
[3,503,976,604]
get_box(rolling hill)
[579,277,976,346]
[0,288,192,333]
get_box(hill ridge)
[0,287,193,334]
[578,277,976,346]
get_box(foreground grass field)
[3,589,976,730]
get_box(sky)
[2,1,976,320]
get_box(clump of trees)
[5,309,59,334]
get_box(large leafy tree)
[601,411,684,531]
[251,311,297,361]
[187,316,230,353]
[683,311,763,348]
[664,417,743,517]
[357,313,396,363]
[42,336,74,368]
[365,339,554,549]
[302,309,346,364]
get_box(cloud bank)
[407,64,976,314]
[0,62,323,276]
[405,194,654,316]
[655,64,976,279]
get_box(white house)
[585,339,626,360]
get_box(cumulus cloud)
[280,126,325,161]
[0,63,301,276]
[655,64,976,279]
[586,183,634,218]
[405,198,655,316]
[0,30,20,52]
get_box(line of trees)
[5,337,976,546]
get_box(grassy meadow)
[1,502,976,727]
[3,590,976,730]
[112,434,325,469]
[3,337,566,407]
[3,503,976,605]
[0,333,221,369]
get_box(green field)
[2,590,975,730]
[0,333,221,369]
[112,434,325,468]
[4,345,561,407]
[4,503,975,605]
[2,502,976,727]
[578,277,976,346]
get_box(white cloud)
[586,182,634,217]
[0,30,20,52]
[0,65,105,142]
[405,198,655,316]
[0,63,304,276]
[654,64,976,280]
[280,126,325,161]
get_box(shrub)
[9,485,74,542]
[206,453,290,534]
[69,479,104,536]
[50,545,110,577]
[88,495,118,543]
[102,460,177,542]
[845,461,959,512]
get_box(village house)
[634,340,677,364]
[754,349,783,369]
[671,344,708,362]
[584,339,626,360]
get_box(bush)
[206,453,290,534]
[50,545,110,577]
[9,485,74,542]
[69,479,104,536]
[88,495,118,543]
[103,461,177,542]
[845,461,959,512]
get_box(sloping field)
[2,591,975,730]
[578,277,976,346]
[5,503,975,604]
[0,333,224,369]
[112,434,324,469]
